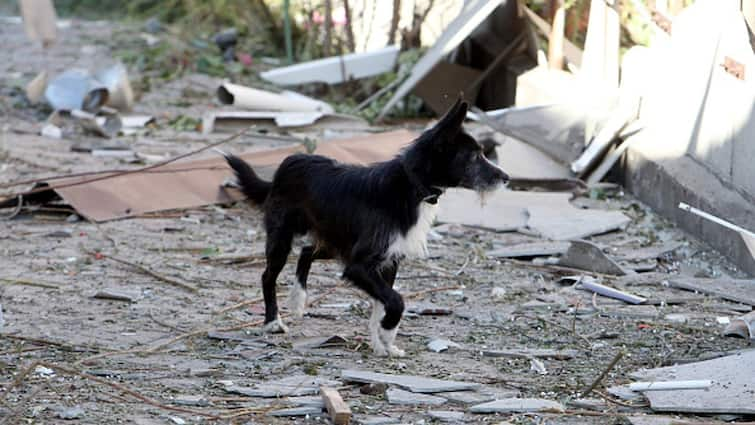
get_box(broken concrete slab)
[631,349,755,414]
[667,278,755,306]
[427,410,465,422]
[469,398,564,413]
[613,242,684,262]
[559,240,627,275]
[437,390,517,406]
[266,406,323,417]
[481,348,579,360]
[723,311,755,340]
[292,335,348,350]
[341,370,479,393]
[487,241,571,258]
[285,396,325,408]
[225,375,339,398]
[354,415,400,425]
[386,388,447,406]
[377,0,504,120]
[439,189,623,236]
[527,205,631,241]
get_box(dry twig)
[87,250,198,293]
[581,350,626,397]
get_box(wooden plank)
[321,386,351,425]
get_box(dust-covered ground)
[0,18,752,425]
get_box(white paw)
[287,285,307,319]
[387,345,406,357]
[373,343,389,357]
[262,316,289,334]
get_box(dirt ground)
[0,18,752,425]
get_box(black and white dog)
[223,99,509,356]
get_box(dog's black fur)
[224,99,509,356]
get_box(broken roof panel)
[377,0,504,120]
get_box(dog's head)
[410,98,509,193]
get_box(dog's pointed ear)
[432,97,468,140]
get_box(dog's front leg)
[344,261,406,357]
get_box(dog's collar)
[401,161,444,204]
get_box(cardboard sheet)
[49,130,416,222]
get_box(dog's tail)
[219,151,272,205]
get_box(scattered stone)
[35,365,55,376]
[360,382,388,395]
[173,395,209,407]
[490,287,507,300]
[408,303,453,315]
[427,410,464,422]
[44,229,72,238]
[481,348,579,360]
[56,406,85,420]
[342,370,479,393]
[427,338,460,353]
[469,398,564,414]
[93,289,137,303]
[529,358,547,375]
[664,313,688,323]
[559,240,628,275]
[386,388,447,406]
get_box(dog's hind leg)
[290,246,332,318]
[261,226,294,334]
[344,260,405,357]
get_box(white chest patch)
[386,202,439,259]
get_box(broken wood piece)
[629,380,712,392]
[582,350,625,397]
[559,240,628,275]
[577,277,646,304]
[320,386,351,425]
